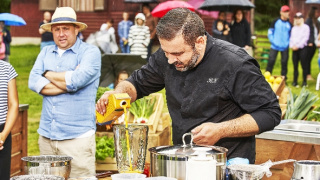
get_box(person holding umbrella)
[230,9,252,54]
[96,8,281,164]
[0,21,11,62]
[212,11,231,42]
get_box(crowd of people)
[266,5,320,88]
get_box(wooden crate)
[156,112,171,132]
[274,75,286,97]
[126,93,164,134]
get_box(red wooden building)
[10,0,219,45]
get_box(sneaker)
[302,82,308,87]
[292,82,300,88]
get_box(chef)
[96,8,281,163]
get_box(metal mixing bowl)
[21,155,72,179]
[10,174,65,180]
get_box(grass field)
[9,40,320,156]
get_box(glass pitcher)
[113,124,149,173]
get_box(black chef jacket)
[127,33,281,163]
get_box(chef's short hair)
[156,8,205,47]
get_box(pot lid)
[149,133,228,157]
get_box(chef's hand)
[95,90,117,115]
[191,122,223,146]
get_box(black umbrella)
[124,0,158,3]
[199,0,255,12]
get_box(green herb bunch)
[95,135,115,160]
[129,96,156,123]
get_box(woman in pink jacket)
[289,12,310,87]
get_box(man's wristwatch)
[42,70,49,77]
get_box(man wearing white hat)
[29,7,101,178]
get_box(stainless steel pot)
[21,155,72,179]
[149,133,228,180]
[291,160,320,180]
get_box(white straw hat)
[40,7,87,32]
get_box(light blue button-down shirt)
[28,38,101,140]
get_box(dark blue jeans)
[266,48,289,79]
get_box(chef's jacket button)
[53,106,55,108]
[57,66,59,68]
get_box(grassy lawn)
[10,40,320,156]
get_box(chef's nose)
[167,55,177,64]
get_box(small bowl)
[111,173,146,180]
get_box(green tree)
[254,0,289,30]
[0,0,11,13]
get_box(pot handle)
[182,132,194,147]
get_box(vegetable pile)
[129,96,156,123]
[306,106,320,122]
[285,87,319,120]
[95,135,115,160]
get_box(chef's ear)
[195,35,206,50]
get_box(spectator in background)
[305,6,319,81]
[212,11,230,42]
[108,70,129,89]
[289,12,310,87]
[0,33,5,60]
[39,11,55,50]
[0,21,11,62]
[142,3,158,60]
[266,5,292,80]
[100,19,118,54]
[213,20,232,42]
[0,60,19,180]
[118,12,133,53]
[128,13,150,59]
[230,9,252,55]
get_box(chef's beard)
[174,48,200,72]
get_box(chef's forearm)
[115,80,137,102]
[40,83,67,95]
[44,71,67,90]
[219,114,260,138]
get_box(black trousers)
[0,123,12,180]
[266,48,289,79]
[292,47,308,83]
[305,44,316,75]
